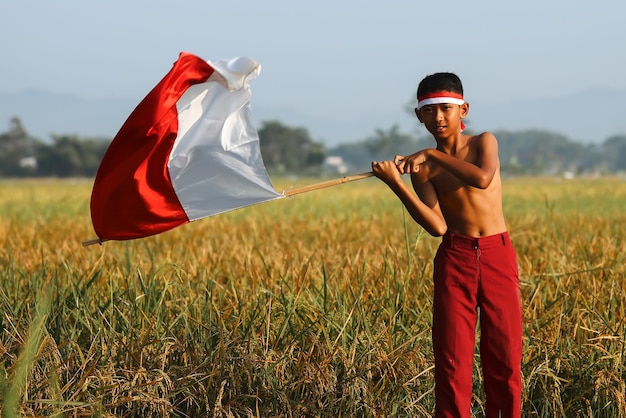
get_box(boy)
[371,72,522,418]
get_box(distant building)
[322,156,348,174]
[19,156,37,169]
[0,117,37,175]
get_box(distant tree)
[78,137,110,175]
[602,134,626,171]
[258,120,325,173]
[326,142,373,172]
[496,129,588,175]
[327,125,423,171]
[363,125,417,161]
[35,135,109,177]
[0,117,38,176]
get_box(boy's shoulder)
[466,131,499,151]
[470,131,497,142]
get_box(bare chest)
[428,146,477,197]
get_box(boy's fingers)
[393,155,406,165]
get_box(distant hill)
[468,86,625,144]
[1,87,624,145]
[0,90,135,141]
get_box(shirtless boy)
[371,72,522,418]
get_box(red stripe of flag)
[90,52,215,240]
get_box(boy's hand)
[371,160,402,183]
[394,150,429,174]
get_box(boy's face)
[415,101,469,138]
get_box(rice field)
[0,176,624,417]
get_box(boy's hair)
[417,72,463,98]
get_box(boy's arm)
[371,160,447,236]
[396,132,499,189]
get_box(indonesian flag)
[89,52,283,241]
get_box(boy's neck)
[435,132,467,155]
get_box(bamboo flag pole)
[82,237,106,247]
[282,171,373,196]
[82,171,374,247]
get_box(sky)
[1,0,625,144]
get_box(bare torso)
[417,135,507,237]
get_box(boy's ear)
[460,102,470,118]
[414,107,424,123]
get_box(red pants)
[432,232,522,418]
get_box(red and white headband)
[416,92,464,110]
